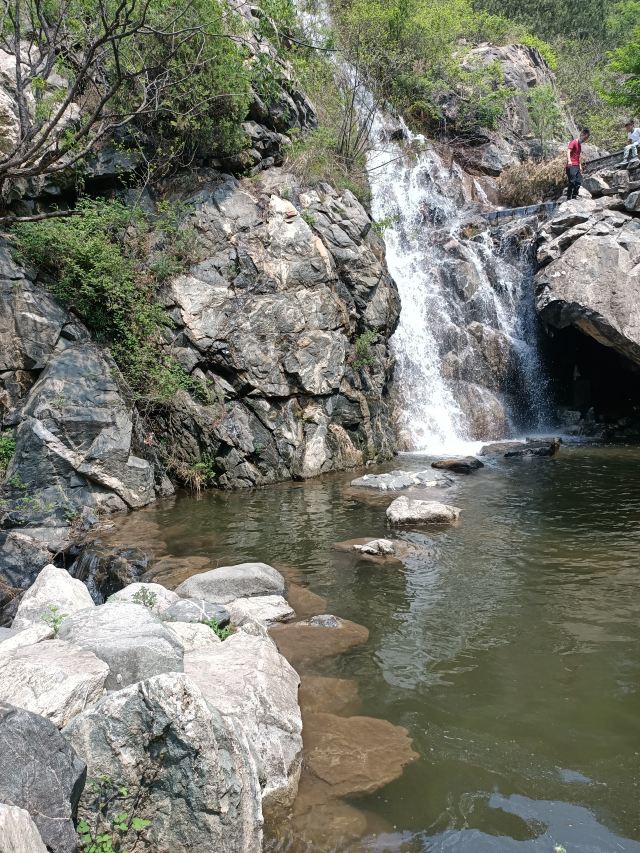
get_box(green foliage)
[473,0,613,42]
[605,25,640,115]
[354,329,378,368]
[527,84,565,154]
[131,588,158,609]
[42,604,67,637]
[11,198,198,402]
[0,432,15,478]
[372,214,399,235]
[78,776,151,853]
[518,34,558,71]
[301,209,316,226]
[201,617,232,640]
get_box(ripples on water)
[106,445,640,852]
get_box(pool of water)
[103,444,640,852]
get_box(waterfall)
[296,4,551,453]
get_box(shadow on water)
[103,444,640,852]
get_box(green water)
[106,444,640,852]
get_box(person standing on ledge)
[566,128,590,200]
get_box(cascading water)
[297,2,551,454]
[367,118,551,452]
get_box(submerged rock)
[12,565,94,630]
[431,456,484,474]
[175,562,285,604]
[285,583,327,620]
[185,625,302,812]
[299,675,362,717]
[302,712,418,797]
[270,616,369,665]
[64,673,262,853]
[58,602,183,689]
[0,702,86,853]
[0,804,49,853]
[0,640,108,727]
[386,497,461,525]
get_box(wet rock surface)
[270,616,369,665]
[350,470,447,490]
[504,438,561,458]
[386,496,461,525]
[299,675,362,717]
[431,456,484,474]
[0,702,86,853]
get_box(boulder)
[226,595,294,627]
[504,438,561,458]
[352,538,395,556]
[0,804,49,853]
[185,625,302,811]
[64,673,262,853]
[0,702,86,853]
[164,621,222,652]
[12,564,94,630]
[0,623,52,652]
[0,640,108,727]
[107,582,179,615]
[302,712,418,797]
[58,602,183,689]
[299,675,361,716]
[431,456,484,474]
[270,616,369,666]
[479,440,526,455]
[536,206,640,367]
[0,531,52,591]
[175,562,285,604]
[386,497,461,525]
[161,598,230,626]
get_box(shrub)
[0,432,15,478]
[497,155,566,206]
[201,617,232,640]
[354,329,378,368]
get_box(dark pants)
[566,165,582,200]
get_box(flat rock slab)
[0,804,48,853]
[165,622,222,652]
[12,564,94,631]
[350,470,447,491]
[175,563,285,605]
[64,673,262,853]
[185,626,302,811]
[431,457,484,474]
[299,675,361,716]
[0,640,108,728]
[504,438,561,458]
[479,441,526,455]
[0,624,53,653]
[227,595,294,627]
[270,616,369,666]
[161,598,230,626]
[386,497,461,525]
[303,712,418,797]
[285,584,327,620]
[58,602,183,690]
[0,702,86,853]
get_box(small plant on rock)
[78,776,152,853]
[0,432,16,479]
[42,604,67,637]
[201,617,232,641]
[131,588,158,609]
[354,329,378,368]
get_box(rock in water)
[270,616,369,666]
[175,563,285,604]
[479,441,526,456]
[0,702,86,853]
[185,625,302,812]
[12,565,94,630]
[352,539,395,556]
[431,457,484,474]
[0,804,48,853]
[386,497,461,525]
[0,640,108,727]
[58,602,183,689]
[350,470,444,490]
[302,713,418,796]
[64,673,262,853]
[504,438,560,458]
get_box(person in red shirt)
[566,128,590,200]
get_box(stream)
[103,442,640,852]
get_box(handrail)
[583,150,625,175]
[482,201,559,223]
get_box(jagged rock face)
[536,199,640,366]
[456,44,573,176]
[157,169,400,487]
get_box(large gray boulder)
[12,564,94,630]
[175,562,285,604]
[161,597,230,625]
[0,804,48,853]
[386,497,461,525]
[64,673,262,853]
[0,640,108,727]
[536,200,640,365]
[185,624,302,811]
[0,702,86,853]
[58,602,183,689]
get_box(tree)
[527,84,565,155]
[0,0,252,220]
[605,25,640,115]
